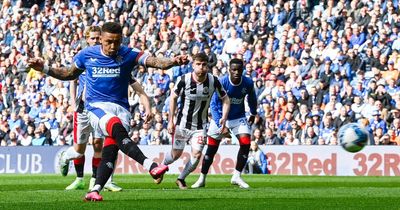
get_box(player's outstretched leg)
[192,137,220,188]
[58,151,69,176]
[107,117,168,183]
[59,147,84,176]
[231,135,251,189]
[65,156,85,190]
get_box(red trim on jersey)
[104,137,117,147]
[73,155,85,165]
[73,112,78,144]
[238,135,251,145]
[208,136,220,146]
[92,157,101,168]
[106,117,122,136]
[135,51,144,63]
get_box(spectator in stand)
[245,141,268,174]
[370,110,388,134]
[252,128,265,145]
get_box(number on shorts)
[197,136,205,145]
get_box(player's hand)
[142,112,153,124]
[248,115,256,126]
[173,55,189,66]
[167,121,175,134]
[220,126,230,138]
[26,58,45,72]
[219,118,227,134]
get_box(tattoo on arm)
[146,57,177,70]
[48,65,83,81]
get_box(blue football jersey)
[210,75,257,126]
[73,45,148,109]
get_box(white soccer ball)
[338,123,369,153]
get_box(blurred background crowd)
[1,0,400,147]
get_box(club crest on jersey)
[202,87,209,95]
[116,55,123,63]
[241,88,247,94]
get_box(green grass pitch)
[0,174,399,210]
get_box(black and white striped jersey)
[173,73,227,130]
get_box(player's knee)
[105,116,122,136]
[172,149,183,160]
[93,138,103,152]
[104,137,117,147]
[192,150,203,160]
[74,144,87,154]
[207,136,220,146]
[238,135,251,145]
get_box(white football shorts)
[207,117,251,139]
[86,102,131,138]
[172,127,206,151]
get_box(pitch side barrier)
[0,146,400,176]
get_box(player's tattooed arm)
[27,58,83,80]
[145,55,189,70]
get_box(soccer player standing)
[27,22,188,201]
[60,25,123,192]
[163,53,230,189]
[192,58,257,189]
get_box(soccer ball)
[338,123,369,153]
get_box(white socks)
[64,147,83,162]
[143,159,153,171]
[163,152,174,165]
[198,173,206,182]
[178,157,199,180]
[232,169,241,178]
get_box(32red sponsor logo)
[353,153,400,176]
[267,152,337,175]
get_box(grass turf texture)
[0,174,399,210]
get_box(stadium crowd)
[0,0,400,146]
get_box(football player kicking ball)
[163,53,230,189]
[59,25,122,192]
[192,58,257,189]
[27,22,188,201]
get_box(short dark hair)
[230,58,244,68]
[192,53,208,62]
[101,22,122,34]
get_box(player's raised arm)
[27,58,83,81]
[145,55,189,70]
[131,81,152,123]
